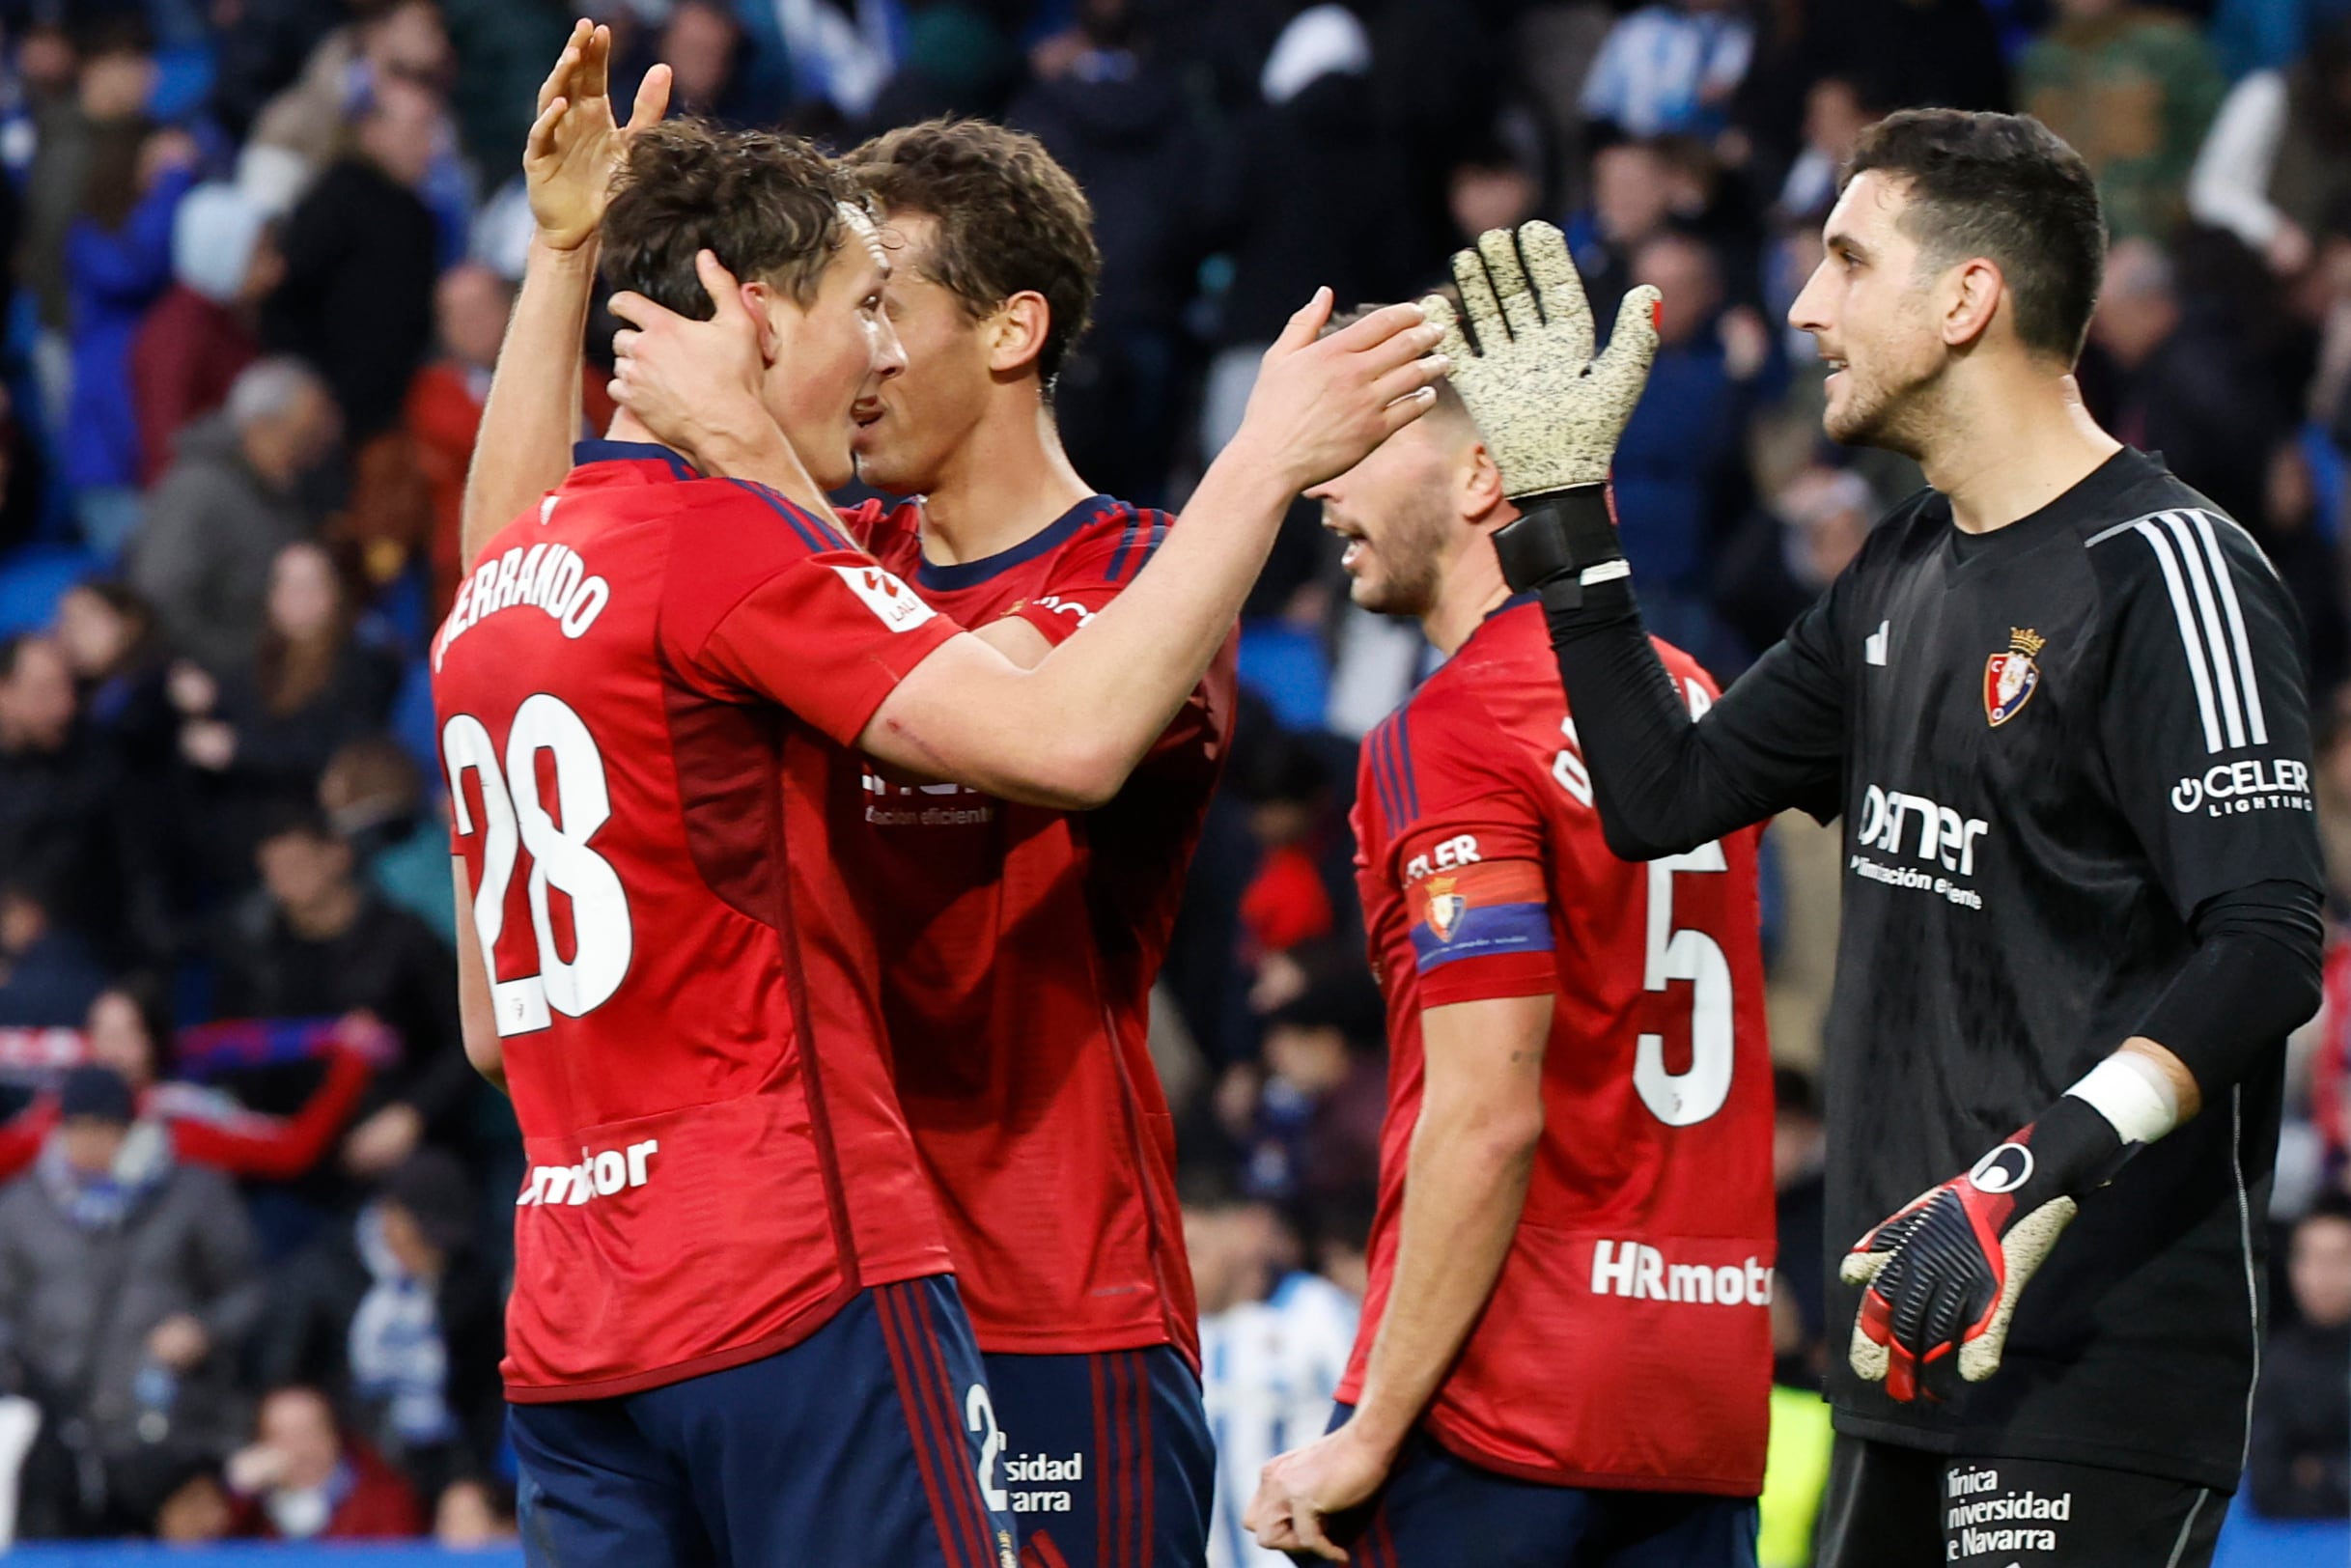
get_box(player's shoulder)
[1056,494,1175,578]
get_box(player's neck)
[1920,367,2122,536]
[917,394,1094,567]
[1423,530,1516,656]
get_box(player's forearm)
[462,237,600,566]
[1346,1095,1540,1459]
[1541,577,1800,856]
[933,440,1293,806]
[2124,878,2324,1114]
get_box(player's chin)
[809,443,857,492]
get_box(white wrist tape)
[2066,1053,2181,1146]
[1580,560,1632,586]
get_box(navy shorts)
[511,1276,1018,1568]
[981,1345,1213,1568]
[1318,1406,1757,1568]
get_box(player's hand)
[1228,290,1448,493]
[1244,1423,1395,1562]
[607,249,775,462]
[1841,1098,2122,1403]
[1431,221,1659,499]
[524,19,671,252]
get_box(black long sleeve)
[2135,879,2325,1101]
[1541,573,1850,861]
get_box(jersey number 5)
[443,695,633,1037]
[1638,843,1734,1127]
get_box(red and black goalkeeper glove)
[1840,1096,2125,1404]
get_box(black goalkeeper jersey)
[1553,447,2323,1489]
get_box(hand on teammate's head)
[608,250,771,462]
[1229,290,1448,493]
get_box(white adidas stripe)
[2131,517,2226,753]
[2160,510,2248,748]
[2189,510,2267,745]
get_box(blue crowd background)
[0,0,2343,1559]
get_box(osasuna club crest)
[1984,627,2045,727]
[1423,876,1466,942]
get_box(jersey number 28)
[443,695,633,1037]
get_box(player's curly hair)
[846,119,1101,388]
[602,119,864,318]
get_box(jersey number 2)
[1637,843,1734,1127]
[443,695,633,1037]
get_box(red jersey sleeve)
[1371,697,1560,1008]
[661,481,963,746]
[1008,503,1235,766]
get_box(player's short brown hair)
[1845,108,2106,364]
[602,119,862,320]
[846,119,1101,386]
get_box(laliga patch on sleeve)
[830,563,938,632]
[1407,858,1553,972]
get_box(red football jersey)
[839,494,1236,1366]
[1338,600,1775,1495]
[432,441,962,1401]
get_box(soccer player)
[435,26,1444,1568]
[1243,333,1777,1564]
[1451,113,2326,1568]
[468,100,1242,1567]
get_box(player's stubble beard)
[1349,498,1452,621]
[1822,309,1950,461]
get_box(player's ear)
[987,292,1051,378]
[1941,256,2002,351]
[739,279,786,366]
[1460,437,1508,524]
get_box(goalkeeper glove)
[1840,1095,2133,1404]
[1420,222,1660,605]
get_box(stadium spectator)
[128,183,278,487]
[2018,0,2226,240]
[222,1384,423,1541]
[62,122,197,553]
[0,982,382,1185]
[0,1065,262,1538]
[319,737,456,945]
[2248,1196,2351,1518]
[260,73,444,442]
[1194,1,1408,459]
[2081,236,2286,531]
[432,1474,517,1547]
[128,357,338,679]
[1609,228,1758,666]
[0,634,123,949]
[212,809,466,1181]
[1009,0,1210,506]
[22,26,154,416]
[1228,977,1385,1207]
[252,1148,503,1501]
[1580,0,1755,141]
[174,541,401,872]
[403,262,511,611]
[0,882,107,1029]
[1713,464,1880,672]
[1771,1065,1830,1364]
[242,0,454,209]
[2188,15,2351,280]
[1189,1173,1357,1568]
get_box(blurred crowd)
[0,0,2345,1554]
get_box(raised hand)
[1431,220,1659,499]
[1228,290,1449,492]
[524,19,671,252]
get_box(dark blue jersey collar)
[572,439,699,480]
[914,494,1122,591]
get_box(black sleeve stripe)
[2089,509,2269,754]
